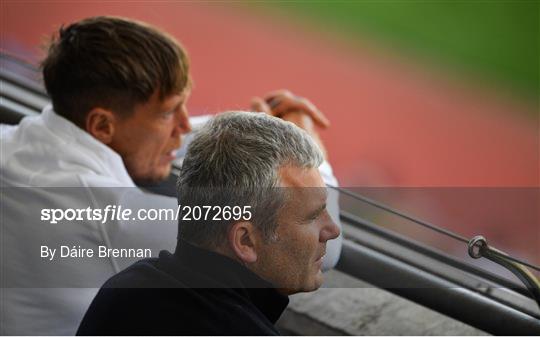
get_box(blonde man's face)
[110,90,192,183]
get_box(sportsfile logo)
[40,205,253,224]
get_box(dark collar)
[163,239,289,323]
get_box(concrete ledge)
[276,270,488,335]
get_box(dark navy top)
[77,240,289,335]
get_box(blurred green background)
[259,1,539,102]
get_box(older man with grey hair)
[77,111,341,336]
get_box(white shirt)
[0,105,342,335]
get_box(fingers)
[263,89,295,102]
[263,90,330,128]
[250,97,274,116]
[272,98,330,128]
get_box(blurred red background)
[2,2,538,268]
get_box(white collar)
[41,105,135,186]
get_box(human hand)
[251,90,328,159]
[251,90,330,129]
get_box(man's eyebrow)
[305,202,326,220]
[172,100,183,110]
[162,100,183,114]
[180,88,191,99]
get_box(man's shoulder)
[78,253,281,335]
[1,111,136,187]
[79,287,280,336]
[77,254,186,335]
[103,254,182,289]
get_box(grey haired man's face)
[250,166,340,294]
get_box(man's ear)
[85,108,117,144]
[228,221,259,264]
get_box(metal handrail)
[331,186,540,302]
[468,236,540,308]
[336,238,540,334]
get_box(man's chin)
[132,165,172,186]
[312,274,324,290]
[283,277,324,295]
[306,271,324,292]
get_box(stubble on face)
[111,90,190,184]
[250,166,330,295]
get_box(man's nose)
[173,109,192,136]
[321,217,340,242]
[180,116,192,134]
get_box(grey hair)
[177,111,323,248]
